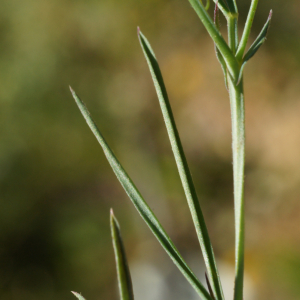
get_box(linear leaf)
[223,0,237,13]
[71,292,86,300]
[205,0,210,11]
[235,0,260,61]
[138,30,224,300]
[70,87,212,300]
[214,3,228,89]
[110,209,134,300]
[205,273,215,300]
[187,0,239,80]
[209,0,230,16]
[236,10,272,84]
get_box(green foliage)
[237,10,273,84]
[71,0,272,300]
[138,29,223,300]
[110,210,134,300]
[70,86,212,300]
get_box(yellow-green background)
[1,0,300,299]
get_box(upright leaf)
[70,87,212,300]
[138,30,224,300]
[235,0,260,61]
[205,273,215,300]
[214,2,228,89]
[187,0,239,80]
[203,0,210,11]
[209,0,230,16]
[236,10,272,84]
[223,0,237,13]
[110,210,134,300]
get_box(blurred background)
[1,0,300,299]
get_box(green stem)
[227,76,245,300]
[236,0,260,61]
[225,0,238,14]
[227,13,238,53]
[188,0,239,79]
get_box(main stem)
[228,75,245,300]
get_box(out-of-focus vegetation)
[1,0,300,299]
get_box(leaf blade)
[138,30,224,300]
[71,292,86,300]
[224,0,238,13]
[214,3,228,89]
[235,0,260,61]
[70,87,212,300]
[187,0,239,81]
[236,10,272,84]
[110,209,134,300]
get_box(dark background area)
[1,0,300,299]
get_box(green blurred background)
[1,0,300,299]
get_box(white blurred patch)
[130,251,256,300]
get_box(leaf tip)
[71,291,86,300]
[110,209,119,229]
[110,208,116,223]
[269,9,273,20]
[69,86,79,102]
[69,85,75,95]
[204,273,215,300]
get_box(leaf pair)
[193,0,272,87]
[70,27,226,300]
[213,5,272,87]
[70,83,213,299]
[187,0,240,80]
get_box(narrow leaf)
[71,292,86,300]
[110,209,134,300]
[236,10,272,84]
[204,0,210,11]
[235,0,260,61]
[187,0,239,80]
[210,0,230,15]
[138,30,224,300]
[223,0,237,13]
[214,3,228,89]
[205,273,215,300]
[70,87,212,300]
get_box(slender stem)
[227,75,245,300]
[225,0,238,14]
[227,13,238,53]
[226,8,245,300]
[188,0,240,80]
[236,0,260,61]
[210,0,231,17]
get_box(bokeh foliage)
[1,0,300,299]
